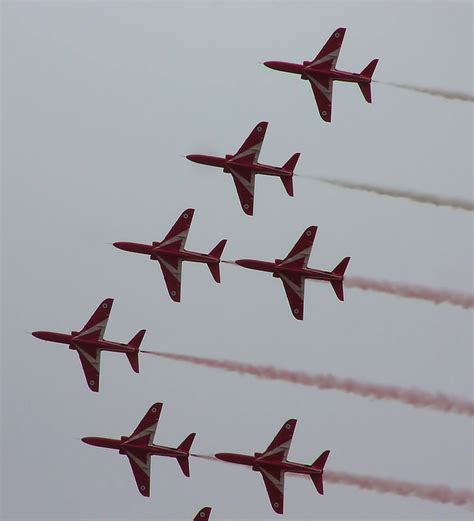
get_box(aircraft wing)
[232,121,268,164]
[159,209,195,251]
[280,272,306,320]
[279,226,317,269]
[76,298,113,341]
[154,255,183,302]
[125,448,152,497]
[193,507,212,521]
[257,464,285,515]
[74,345,101,392]
[227,166,256,215]
[126,402,162,445]
[260,419,297,462]
[310,27,346,70]
[308,76,334,122]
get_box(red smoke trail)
[191,454,473,509]
[141,351,474,416]
[345,276,474,309]
[375,80,474,102]
[320,471,473,509]
[314,177,474,212]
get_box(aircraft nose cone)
[263,61,278,70]
[81,437,94,445]
[31,331,48,340]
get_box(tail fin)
[359,59,378,103]
[126,329,146,373]
[310,450,330,495]
[280,152,300,196]
[207,239,227,283]
[176,433,196,477]
[330,257,350,301]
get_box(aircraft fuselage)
[234,259,343,283]
[81,436,188,459]
[264,61,371,84]
[113,242,220,265]
[186,154,293,179]
[31,331,136,354]
[214,452,322,476]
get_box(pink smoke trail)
[345,276,474,309]
[141,351,474,416]
[375,80,474,102]
[318,471,473,509]
[315,177,474,212]
[191,454,473,509]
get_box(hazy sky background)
[2,1,472,520]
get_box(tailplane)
[330,257,350,301]
[359,59,378,103]
[207,239,227,283]
[280,152,300,196]
[126,329,146,373]
[310,450,330,495]
[176,433,196,477]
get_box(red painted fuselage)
[264,60,372,85]
[82,436,189,459]
[186,154,293,180]
[113,241,221,266]
[32,330,137,355]
[235,258,343,284]
[215,452,323,477]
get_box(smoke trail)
[375,80,474,102]
[315,177,474,212]
[192,454,473,509]
[345,276,474,309]
[318,471,473,509]
[141,351,474,416]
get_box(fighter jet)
[32,298,145,392]
[215,419,330,515]
[235,226,350,320]
[114,209,226,302]
[82,402,195,497]
[264,28,378,122]
[194,507,212,521]
[187,122,300,215]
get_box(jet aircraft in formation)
[235,226,350,320]
[187,122,299,215]
[114,209,226,302]
[32,298,145,392]
[82,402,195,497]
[264,27,378,122]
[215,419,330,514]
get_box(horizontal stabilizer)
[313,449,330,470]
[177,432,196,454]
[332,257,350,277]
[311,473,325,495]
[126,352,139,373]
[177,455,191,477]
[282,152,300,173]
[128,329,146,349]
[208,240,227,283]
[360,58,378,79]
[359,82,373,103]
[280,175,294,197]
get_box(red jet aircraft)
[264,27,378,122]
[32,298,145,392]
[187,122,299,215]
[82,402,195,497]
[215,419,330,515]
[235,226,350,320]
[114,209,226,302]
[194,507,212,520]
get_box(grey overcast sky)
[2,1,473,520]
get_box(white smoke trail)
[375,80,474,102]
[346,276,474,309]
[141,351,474,416]
[315,178,474,211]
